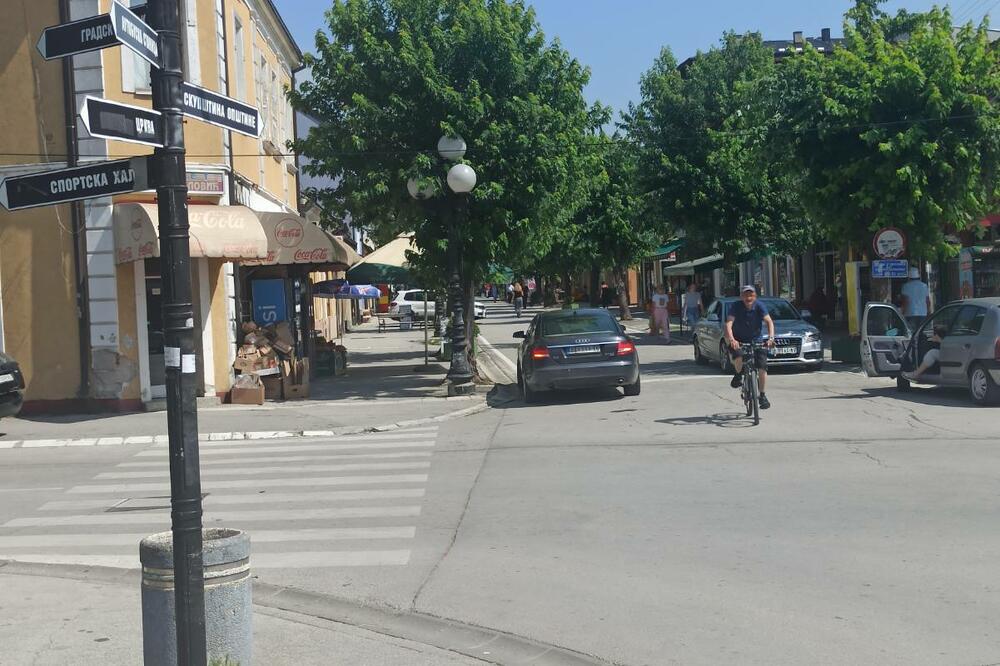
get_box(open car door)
[861,303,912,377]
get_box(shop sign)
[873,227,907,259]
[275,218,305,247]
[187,172,224,194]
[251,279,287,325]
[959,248,974,299]
[871,259,908,279]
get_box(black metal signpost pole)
[146,0,206,664]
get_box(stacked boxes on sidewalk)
[230,322,310,404]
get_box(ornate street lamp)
[408,135,477,394]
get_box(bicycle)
[739,342,762,425]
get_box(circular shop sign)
[274,218,304,248]
[873,227,907,259]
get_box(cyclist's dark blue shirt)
[728,300,768,342]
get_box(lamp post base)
[447,381,476,397]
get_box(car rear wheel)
[623,375,641,396]
[693,338,709,365]
[519,366,539,404]
[969,363,1000,406]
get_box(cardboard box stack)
[230,321,309,402]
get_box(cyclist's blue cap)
[741,285,756,294]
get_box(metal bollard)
[140,528,252,666]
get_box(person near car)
[513,281,525,317]
[908,324,947,381]
[806,287,831,329]
[901,267,931,329]
[725,285,777,409]
[651,284,671,342]
[683,282,704,328]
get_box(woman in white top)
[651,284,671,342]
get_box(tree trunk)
[614,267,631,320]
[590,265,600,307]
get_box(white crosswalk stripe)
[0,427,439,570]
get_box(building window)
[121,0,151,94]
[233,17,246,101]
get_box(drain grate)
[106,494,208,512]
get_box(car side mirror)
[513,331,526,339]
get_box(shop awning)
[113,203,268,264]
[663,253,725,275]
[651,239,685,258]
[330,235,362,267]
[247,212,348,266]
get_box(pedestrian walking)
[507,283,514,304]
[651,284,670,342]
[513,281,525,317]
[683,282,704,329]
[901,266,931,330]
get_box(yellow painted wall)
[0,3,82,401]
[115,262,142,400]
[209,259,233,394]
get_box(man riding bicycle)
[725,285,776,409]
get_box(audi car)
[514,308,640,402]
[691,297,824,371]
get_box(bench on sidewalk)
[375,313,428,333]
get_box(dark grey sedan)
[514,308,640,402]
[0,351,25,418]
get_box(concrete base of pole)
[140,528,252,666]
[447,381,476,396]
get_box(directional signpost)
[0,158,148,211]
[36,1,160,67]
[81,96,164,147]
[181,82,263,138]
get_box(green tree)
[290,0,600,363]
[625,34,813,264]
[777,2,1000,259]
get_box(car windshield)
[761,300,801,321]
[541,313,618,336]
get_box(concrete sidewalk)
[0,322,486,446]
[0,565,486,665]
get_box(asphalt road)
[2,299,1000,665]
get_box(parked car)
[514,308,640,402]
[0,351,26,418]
[389,289,435,321]
[692,297,824,371]
[861,298,1000,406]
[473,301,487,319]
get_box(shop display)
[231,321,311,402]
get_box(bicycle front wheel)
[749,371,760,425]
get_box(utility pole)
[146,0,207,664]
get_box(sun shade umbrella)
[346,234,417,284]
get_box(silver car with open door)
[861,298,1000,406]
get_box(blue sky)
[276,0,993,118]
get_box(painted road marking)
[5,505,422,527]
[0,527,416,548]
[134,441,437,458]
[116,451,435,468]
[0,550,412,568]
[66,473,430,494]
[96,461,432,480]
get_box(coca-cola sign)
[294,248,329,263]
[274,218,304,248]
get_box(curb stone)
[0,400,490,449]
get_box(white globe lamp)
[447,164,477,194]
[437,135,467,161]
[407,177,436,200]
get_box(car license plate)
[0,373,12,384]
[773,346,797,356]
[567,345,600,355]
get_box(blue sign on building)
[872,259,909,279]
[251,279,287,326]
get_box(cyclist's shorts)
[729,343,768,371]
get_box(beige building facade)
[0,0,349,413]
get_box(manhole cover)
[106,494,207,512]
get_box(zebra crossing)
[0,426,440,570]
